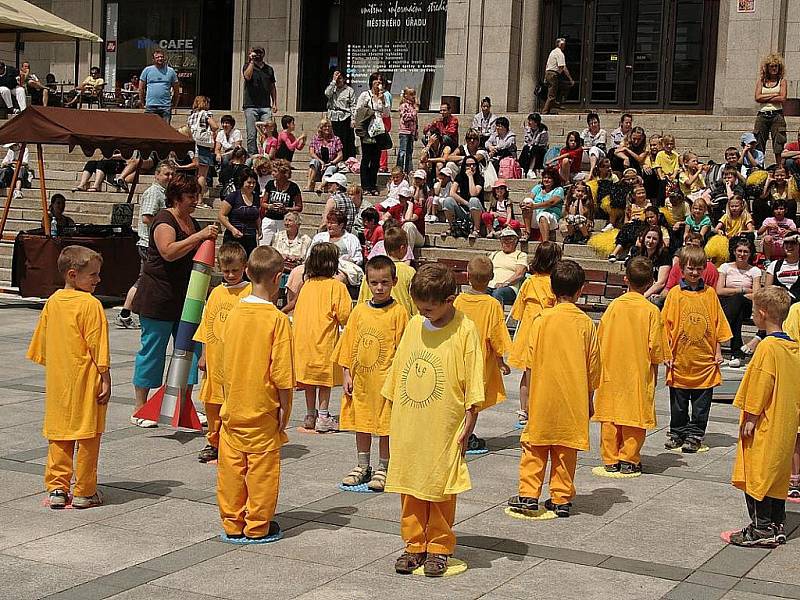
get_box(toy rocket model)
[133,240,216,431]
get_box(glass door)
[626,0,665,105]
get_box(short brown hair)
[305,242,339,279]
[550,259,585,298]
[679,245,707,269]
[366,255,396,281]
[271,158,292,178]
[626,256,654,290]
[246,246,284,284]
[753,286,792,323]
[530,241,562,275]
[165,173,201,207]
[218,242,247,267]
[327,208,347,227]
[410,263,457,303]
[467,256,493,287]
[57,245,102,276]
[383,226,408,255]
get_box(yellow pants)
[519,443,577,505]
[45,435,101,497]
[400,494,457,555]
[216,436,280,538]
[600,422,646,466]
[205,402,222,447]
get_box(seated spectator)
[64,66,105,108]
[580,112,608,173]
[0,143,31,199]
[740,132,764,174]
[608,183,650,262]
[678,197,712,246]
[471,97,497,146]
[350,183,370,237]
[427,164,455,223]
[716,236,761,366]
[487,227,528,305]
[628,226,671,304]
[661,233,719,301]
[256,120,280,157]
[446,128,487,171]
[0,62,27,112]
[272,211,311,272]
[781,128,800,179]
[113,151,159,192]
[519,113,549,178]
[419,129,452,185]
[19,62,49,106]
[310,208,363,285]
[378,179,414,225]
[48,194,76,231]
[707,166,745,223]
[611,126,647,174]
[219,167,261,257]
[485,116,517,171]
[483,179,521,237]
[760,166,796,222]
[367,218,414,264]
[520,166,564,242]
[442,159,484,239]
[375,167,406,216]
[319,172,356,232]
[72,153,126,193]
[122,74,141,108]
[560,180,594,244]
[219,147,249,198]
[546,130,583,184]
[361,207,384,257]
[261,158,303,245]
[589,157,619,183]
[402,176,426,248]
[654,134,680,202]
[641,134,663,199]
[677,152,709,202]
[609,113,633,151]
[715,195,754,239]
[423,100,459,148]
[759,198,797,260]
[274,115,307,162]
[214,115,243,169]
[307,117,343,191]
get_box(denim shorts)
[196,145,215,167]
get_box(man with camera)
[242,47,278,155]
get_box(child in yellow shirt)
[662,245,732,453]
[382,263,484,577]
[194,242,251,463]
[293,242,352,433]
[781,302,800,498]
[358,226,417,316]
[508,241,561,426]
[217,246,294,541]
[28,246,111,509]
[508,260,601,518]
[453,255,512,451]
[333,255,409,491]
[654,134,680,182]
[729,287,800,547]
[593,257,668,475]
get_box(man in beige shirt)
[542,38,573,114]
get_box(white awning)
[0,0,102,43]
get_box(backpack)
[190,110,214,148]
[450,215,472,239]
[499,156,522,179]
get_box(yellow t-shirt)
[522,303,602,450]
[732,336,800,500]
[655,150,679,177]
[332,300,408,435]
[508,274,555,369]
[194,282,251,405]
[453,292,512,410]
[27,289,110,440]
[593,292,669,429]
[785,303,800,342]
[719,213,750,238]
[662,285,732,389]
[382,312,485,502]
[678,170,706,196]
[293,277,352,387]
[219,301,295,453]
[357,260,417,316]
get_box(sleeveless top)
[759,80,783,113]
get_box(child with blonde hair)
[397,87,418,174]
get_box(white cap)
[322,172,348,188]
[396,181,414,198]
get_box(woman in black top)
[611,126,648,174]
[219,167,261,256]
[628,226,671,304]
[130,174,218,427]
[260,158,303,246]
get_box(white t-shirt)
[546,47,566,72]
[767,259,800,291]
[215,128,242,154]
[719,262,762,290]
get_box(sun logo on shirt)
[352,327,387,374]
[399,350,445,409]
[681,311,709,343]
[206,301,236,345]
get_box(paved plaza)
[0,299,799,600]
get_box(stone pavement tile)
[0,457,41,475]
[339,488,493,525]
[150,550,344,599]
[0,554,98,600]
[0,404,41,429]
[457,452,527,505]
[106,585,222,599]
[361,544,544,598]
[0,421,48,456]
[699,545,771,578]
[490,538,607,566]
[278,470,353,508]
[0,389,45,407]
[720,592,786,600]
[136,538,235,574]
[664,582,727,600]
[598,556,691,581]
[96,498,222,543]
[742,542,800,586]
[4,522,193,575]
[290,570,485,600]
[686,571,742,590]
[732,579,800,599]
[245,521,404,569]
[0,469,44,503]
[112,454,218,491]
[492,559,676,600]
[0,506,87,550]
[579,479,742,569]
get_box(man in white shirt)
[542,38,573,114]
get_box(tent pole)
[0,143,26,240]
[74,39,80,85]
[15,33,20,69]
[126,158,142,204]
[37,144,50,236]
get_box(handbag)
[374,132,393,151]
[535,82,548,101]
[191,110,214,148]
[483,161,498,190]
[354,103,375,138]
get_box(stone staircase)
[0,108,796,295]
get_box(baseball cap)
[322,172,348,188]
[740,132,757,146]
[396,181,414,198]
[498,227,519,238]
[412,169,427,180]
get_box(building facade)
[8,0,800,115]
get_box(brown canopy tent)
[0,105,194,237]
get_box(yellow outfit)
[593,292,669,466]
[293,277,352,387]
[520,303,602,503]
[662,285,732,389]
[678,170,706,196]
[217,300,294,538]
[331,300,408,435]
[719,213,750,238]
[453,291,512,410]
[732,336,800,501]
[357,260,417,316]
[27,289,110,496]
[508,274,555,369]
[382,312,484,554]
[655,150,679,178]
[194,281,251,447]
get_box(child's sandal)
[367,468,387,492]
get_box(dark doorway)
[298,0,340,111]
[198,0,234,110]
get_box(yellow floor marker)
[504,506,557,521]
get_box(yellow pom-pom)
[746,170,768,187]
[659,206,676,227]
[704,235,730,266]
[601,194,612,215]
[588,227,619,257]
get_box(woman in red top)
[547,130,583,184]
